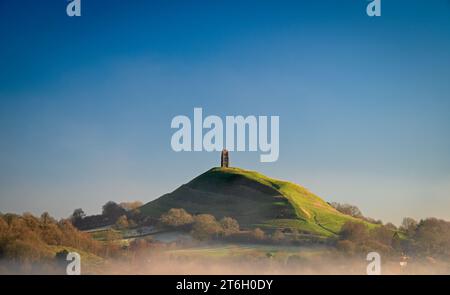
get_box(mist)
[2,247,449,275]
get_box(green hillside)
[140,167,367,237]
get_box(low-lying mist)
[2,246,449,275]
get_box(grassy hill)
[140,167,369,237]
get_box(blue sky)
[1,0,450,224]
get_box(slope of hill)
[140,167,366,237]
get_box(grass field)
[163,243,334,267]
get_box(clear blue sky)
[1,0,449,224]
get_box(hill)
[140,167,368,237]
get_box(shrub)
[160,208,194,228]
[191,214,222,240]
[250,228,266,241]
[220,217,240,236]
[272,229,285,242]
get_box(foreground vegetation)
[1,208,450,274]
[0,212,122,274]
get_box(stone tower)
[221,149,229,168]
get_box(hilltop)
[140,167,369,237]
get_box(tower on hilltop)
[221,149,229,168]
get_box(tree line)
[0,212,102,263]
[70,201,154,230]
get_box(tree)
[160,208,194,228]
[413,218,450,257]
[339,221,369,243]
[0,215,8,235]
[400,217,418,237]
[371,225,393,246]
[220,217,240,236]
[71,208,86,223]
[191,214,222,240]
[102,201,126,222]
[330,202,363,218]
[391,232,402,251]
[0,212,102,264]
[119,201,143,211]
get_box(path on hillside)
[313,215,338,236]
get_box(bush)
[272,229,285,242]
[70,209,86,225]
[250,228,265,241]
[191,214,222,240]
[400,217,418,237]
[160,208,194,228]
[220,217,240,236]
